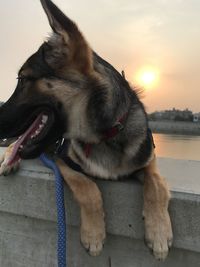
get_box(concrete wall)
[0,148,200,266]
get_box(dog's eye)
[17,76,26,83]
[17,75,36,83]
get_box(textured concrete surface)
[0,147,200,266]
[0,213,200,267]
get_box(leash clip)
[55,138,65,155]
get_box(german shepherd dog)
[0,0,172,261]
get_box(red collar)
[84,112,128,157]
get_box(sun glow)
[136,68,159,89]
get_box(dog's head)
[0,0,96,159]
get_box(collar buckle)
[55,138,65,155]
[115,121,124,131]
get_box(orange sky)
[0,0,200,113]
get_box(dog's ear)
[40,0,93,74]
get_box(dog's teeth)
[20,145,23,149]
[39,124,44,129]
[35,130,40,135]
[42,115,48,123]
[31,135,35,139]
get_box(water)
[153,133,200,161]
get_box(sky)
[0,0,200,113]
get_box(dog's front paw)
[144,210,173,261]
[81,225,106,256]
[0,157,21,176]
[0,143,21,176]
[80,211,106,256]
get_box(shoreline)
[149,121,200,135]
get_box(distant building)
[193,113,200,122]
[148,108,193,122]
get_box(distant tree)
[148,108,194,122]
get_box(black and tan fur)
[0,0,172,260]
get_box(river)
[153,133,200,161]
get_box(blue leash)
[40,153,67,267]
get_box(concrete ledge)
[0,147,200,266]
[1,213,200,267]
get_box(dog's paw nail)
[81,227,105,257]
[168,238,173,248]
[82,241,90,250]
[153,240,169,261]
[82,238,104,256]
[154,248,169,261]
[145,234,171,261]
[13,162,20,172]
[0,163,9,176]
[89,242,103,256]
[147,243,153,249]
[144,238,153,249]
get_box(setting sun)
[141,71,156,85]
[135,68,159,89]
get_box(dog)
[0,0,173,260]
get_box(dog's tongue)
[7,114,44,165]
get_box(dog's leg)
[56,158,106,256]
[143,154,173,261]
[0,142,21,176]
